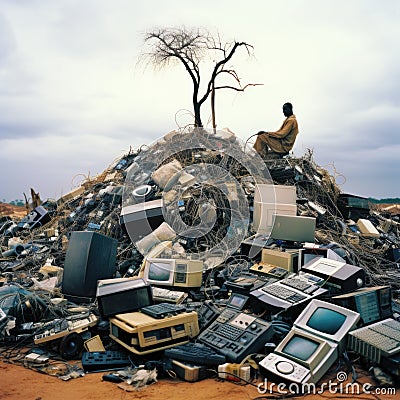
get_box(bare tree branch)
[141,26,261,127]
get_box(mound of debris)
[0,128,399,389]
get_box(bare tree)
[142,27,261,128]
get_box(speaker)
[62,231,118,303]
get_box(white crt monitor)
[260,300,360,384]
[294,299,360,352]
[142,258,203,288]
[261,328,337,384]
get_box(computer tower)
[62,231,118,303]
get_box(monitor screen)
[282,334,320,361]
[148,261,173,282]
[303,253,321,265]
[293,299,360,351]
[270,215,316,243]
[307,307,347,335]
[228,293,248,310]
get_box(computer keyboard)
[281,278,311,291]
[151,287,188,304]
[213,323,243,340]
[164,342,226,365]
[140,303,187,319]
[261,284,307,303]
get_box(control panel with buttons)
[259,353,310,383]
[197,308,274,362]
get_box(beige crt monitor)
[141,258,203,289]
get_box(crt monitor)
[142,258,203,288]
[294,299,360,351]
[276,328,336,372]
[144,258,175,286]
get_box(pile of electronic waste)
[0,128,399,390]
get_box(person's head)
[283,102,293,117]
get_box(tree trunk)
[211,83,216,133]
[194,103,202,127]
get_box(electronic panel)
[348,318,400,364]
[332,286,392,326]
[249,262,289,279]
[301,257,365,294]
[197,308,274,362]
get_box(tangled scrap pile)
[0,127,399,387]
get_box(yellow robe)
[254,115,299,155]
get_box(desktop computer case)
[109,311,199,355]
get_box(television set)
[294,299,360,352]
[142,258,203,289]
[62,231,118,303]
[120,199,164,242]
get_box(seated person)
[253,102,299,158]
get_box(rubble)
[0,127,399,391]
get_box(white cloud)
[0,0,400,200]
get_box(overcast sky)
[0,0,399,202]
